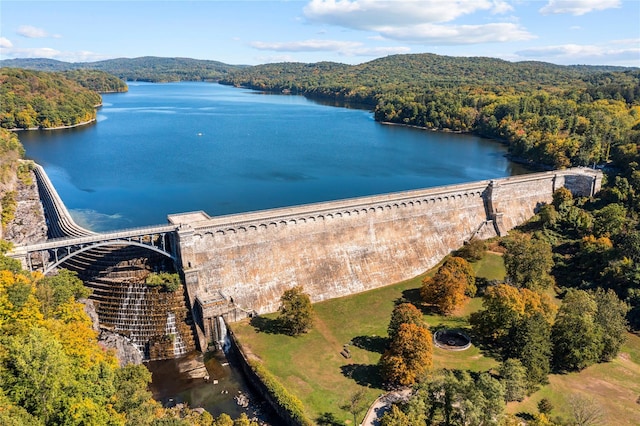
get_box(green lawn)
[232,251,640,425]
[231,254,504,423]
[506,332,640,425]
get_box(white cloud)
[304,0,511,27]
[516,40,640,65]
[376,22,534,44]
[251,39,362,52]
[539,0,621,16]
[0,37,13,48]
[0,46,111,63]
[303,0,531,45]
[17,25,60,38]
[250,38,411,58]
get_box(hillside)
[221,54,640,169]
[62,69,128,93]
[0,56,245,83]
[0,68,102,130]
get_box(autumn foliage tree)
[379,322,433,388]
[421,256,476,315]
[470,283,557,349]
[387,303,426,341]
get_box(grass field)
[232,254,503,422]
[506,332,640,425]
[231,253,640,424]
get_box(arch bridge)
[10,225,180,275]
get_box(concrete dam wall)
[171,168,601,328]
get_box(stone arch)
[43,240,176,275]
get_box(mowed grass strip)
[231,254,504,422]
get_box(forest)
[62,69,128,93]
[0,69,103,130]
[0,56,244,83]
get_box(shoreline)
[379,120,470,134]
[7,117,97,132]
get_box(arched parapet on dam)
[171,183,489,241]
[169,168,601,348]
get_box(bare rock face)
[4,171,47,245]
[82,298,144,366]
[98,329,145,367]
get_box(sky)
[1,0,639,67]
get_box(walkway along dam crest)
[12,166,602,350]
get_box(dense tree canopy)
[0,56,243,83]
[502,233,554,291]
[0,68,102,129]
[62,69,128,93]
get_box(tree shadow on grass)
[316,412,342,426]
[351,335,388,354]
[340,364,383,389]
[397,288,445,316]
[398,288,422,305]
[516,412,535,422]
[249,315,283,334]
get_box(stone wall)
[172,168,601,344]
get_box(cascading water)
[115,281,147,355]
[165,312,187,357]
[216,316,230,353]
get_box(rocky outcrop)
[98,329,145,366]
[83,298,144,366]
[3,170,47,245]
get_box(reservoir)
[17,81,529,421]
[19,82,528,232]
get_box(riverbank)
[7,117,97,132]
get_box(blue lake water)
[19,82,527,232]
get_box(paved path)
[361,389,412,426]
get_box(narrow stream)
[146,348,277,423]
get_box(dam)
[12,165,602,353]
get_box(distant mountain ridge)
[2,55,635,85]
[0,56,246,83]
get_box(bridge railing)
[13,224,179,253]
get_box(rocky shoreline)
[6,118,97,132]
